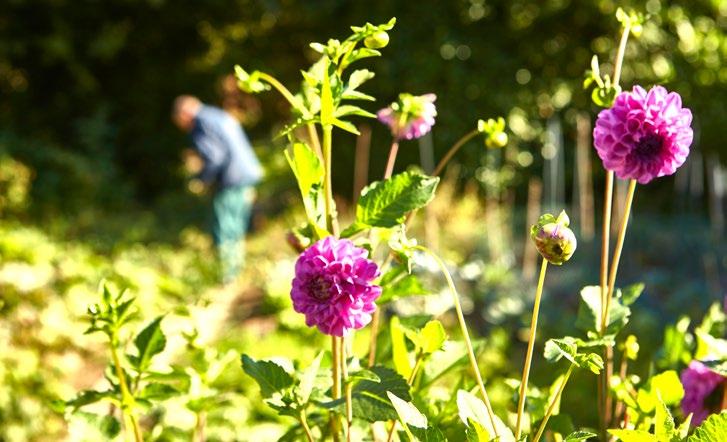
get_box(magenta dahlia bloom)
[680,360,726,425]
[291,236,381,337]
[377,93,437,140]
[593,85,693,184]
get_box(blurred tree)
[0,0,724,207]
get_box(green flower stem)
[432,129,479,177]
[515,258,549,440]
[532,365,575,442]
[367,138,405,368]
[414,245,499,437]
[342,336,353,442]
[299,409,315,442]
[604,179,637,333]
[383,140,400,178]
[599,21,631,436]
[306,123,324,160]
[109,338,143,442]
[331,335,342,442]
[322,124,338,235]
[193,410,207,442]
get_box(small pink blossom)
[377,93,437,140]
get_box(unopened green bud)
[530,210,577,265]
[364,31,390,49]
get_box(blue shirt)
[190,105,263,188]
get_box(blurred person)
[172,95,263,283]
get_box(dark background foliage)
[2,0,725,214]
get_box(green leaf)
[688,412,727,442]
[576,285,631,336]
[418,320,447,355]
[132,315,166,372]
[320,58,334,126]
[138,382,178,401]
[465,418,490,442]
[241,354,294,399]
[379,273,429,303]
[654,393,675,442]
[323,366,411,422]
[544,338,578,365]
[456,390,515,441]
[620,283,645,306]
[334,105,375,119]
[409,425,447,442]
[565,430,598,441]
[331,117,361,135]
[63,389,117,410]
[298,351,323,404]
[574,352,605,375]
[347,69,375,90]
[284,142,327,237]
[388,391,428,429]
[390,316,413,379]
[357,171,439,228]
[650,371,685,406]
[608,429,659,442]
[675,414,692,440]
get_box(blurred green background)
[1,0,726,440]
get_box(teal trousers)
[212,184,255,283]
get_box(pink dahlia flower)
[593,85,693,184]
[291,236,381,337]
[680,360,726,425]
[377,93,437,140]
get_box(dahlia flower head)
[593,85,693,184]
[291,236,381,337]
[377,93,437,140]
[680,360,726,425]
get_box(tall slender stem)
[532,365,575,442]
[384,140,400,178]
[604,180,637,326]
[599,22,631,437]
[332,336,341,400]
[193,410,207,442]
[414,246,499,437]
[342,335,352,442]
[515,258,549,440]
[307,123,323,160]
[367,139,405,368]
[432,129,479,177]
[109,340,143,442]
[299,410,315,442]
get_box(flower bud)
[485,131,508,149]
[364,31,390,49]
[530,210,577,265]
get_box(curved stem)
[432,129,479,177]
[414,245,499,437]
[299,410,315,442]
[384,140,400,178]
[257,72,307,116]
[612,23,631,88]
[515,258,549,440]
[533,365,575,442]
[109,340,143,442]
